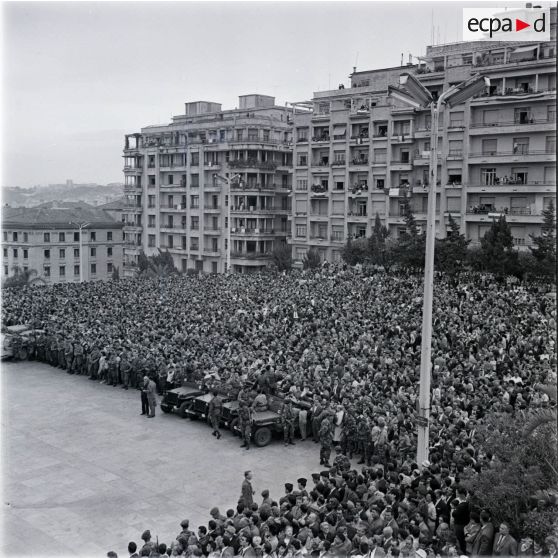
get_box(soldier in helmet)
[72,336,84,374]
[120,350,132,390]
[63,336,74,373]
[208,390,223,440]
[319,417,333,467]
[279,398,296,447]
[238,402,253,451]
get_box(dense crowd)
[2,266,557,557]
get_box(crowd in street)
[2,266,557,557]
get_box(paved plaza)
[1,362,319,557]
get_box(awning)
[333,124,347,135]
[510,45,538,55]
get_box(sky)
[2,0,516,188]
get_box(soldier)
[11,334,23,361]
[88,344,101,380]
[319,417,333,467]
[63,336,74,373]
[57,333,65,369]
[120,351,132,390]
[311,397,324,442]
[332,445,351,472]
[279,398,296,446]
[108,351,119,386]
[72,337,84,374]
[341,410,357,458]
[36,330,46,363]
[208,390,223,439]
[357,415,370,465]
[238,402,253,450]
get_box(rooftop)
[2,205,124,230]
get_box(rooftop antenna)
[354,52,359,72]
[431,9,434,44]
[400,53,404,66]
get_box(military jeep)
[160,382,207,417]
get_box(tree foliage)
[478,215,519,278]
[435,214,470,275]
[341,236,368,266]
[270,244,293,272]
[463,413,557,541]
[137,249,178,279]
[368,213,391,267]
[529,199,556,281]
[303,247,322,270]
[111,266,120,281]
[2,266,45,289]
[393,198,426,270]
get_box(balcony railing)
[230,251,271,259]
[470,149,554,157]
[204,205,221,211]
[230,228,276,235]
[470,117,554,128]
[331,159,346,166]
[228,159,278,170]
[467,205,538,216]
[351,158,369,165]
[231,182,281,191]
[471,179,551,187]
[312,135,330,142]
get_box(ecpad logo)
[463,7,551,42]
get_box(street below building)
[1,361,319,557]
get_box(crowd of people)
[2,265,557,557]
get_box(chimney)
[526,2,532,7]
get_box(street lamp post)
[70,221,90,283]
[213,173,242,274]
[389,73,489,467]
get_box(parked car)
[183,384,234,421]
[1,324,38,360]
[160,382,206,417]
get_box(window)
[400,150,410,163]
[481,168,497,186]
[449,140,463,157]
[74,265,80,276]
[548,105,556,123]
[44,266,50,277]
[107,231,113,241]
[74,248,80,258]
[482,139,497,155]
[298,154,308,166]
[295,249,307,261]
[190,238,199,250]
[512,137,529,154]
[236,129,244,141]
[335,181,344,191]
[482,110,498,126]
[2,248,7,258]
[332,226,344,241]
[248,128,258,141]
[191,216,199,230]
[511,167,528,184]
[546,136,556,154]
[59,232,65,242]
[59,248,65,258]
[168,235,174,249]
[148,234,156,247]
[90,232,96,241]
[447,197,461,212]
[90,247,96,257]
[148,175,156,186]
[4,266,8,275]
[74,232,79,242]
[148,215,156,228]
[296,179,308,191]
[544,166,556,184]
[190,152,199,166]
[374,149,387,163]
[448,173,462,185]
[59,266,65,277]
[13,249,18,258]
[296,225,307,237]
[13,232,18,242]
[190,195,199,209]
[449,111,464,127]
[332,200,345,215]
[514,108,532,125]
[107,247,113,257]
[375,178,385,190]
[3,232,7,242]
[23,232,28,242]
[44,249,50,260]
[91,263,97,274]
[168,174,174,185]
[44,233,50,242]
[107,263,113,273]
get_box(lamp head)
[398,73,433,107]
[444,75,490,108]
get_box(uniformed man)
[57,334,65,369]
[279,398,296,446]
[319,417,334,467]
[144,375,157,418]
[36,330,46,362]
[332,445,351,472]
[208,390,223,439]
[72,337,84,374]
[108,351,119,386]
[238,402,253,450]
[357,415,370,465]
[63,337,74,373]
[120,351,132,390]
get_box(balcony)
[448,150,463,160]
[347,211,368,220]
[350,157,369,167]
[390,159,413,172]
[230,227,277,237]
[390,134,414,144]
[469,118,555,135]
[203,206,221,213]
[466,206,543,223]
[469,149,555,163]
[160,204,187,211]
[231,251,271,260]
[124,183,142,192]
[123,166,142,175]
[309,212,329,221]
[331,159,346,167]
[467,181,555,194]
[296,137,309,144]
[228,159,278,171]
[124,204,142,212]
[203,227,222,235]
[231,182,279,191]
[312,135,331,143]
[310,185,329,197]
[160,183,187,191]
[348,185,369,196]
[231,206,287,215]
[350,134,369,143]
[203,249,221,257]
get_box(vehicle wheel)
[229,418,239,436]
[253,427,272,447]
[18,348,28,361]
[160,404,172,414]
[178,402,190,418]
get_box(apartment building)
[290,11,556,264]
[122,95,292,275]
[1,205,124,284]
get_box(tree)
[529,199,556,281]
[138,249,178,279]
[368,213,391,267]
[2,266,45,289]
[111,266,120,281]
[435,214,470,275]
[270,244,293,272]
[341,236,368,266]
[463,413,557,541]
[478,215,518,278]
[394,198,425,270]
[302,247,321,270]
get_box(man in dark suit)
[434,488,450,530]
[493,522,517,556]
[240,470,255,508]
[452,487,470,554]
[472,510,495,556]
